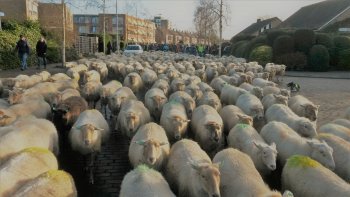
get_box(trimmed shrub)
[275,52,307,71]
[333,36,350,50]
[337,49,350,70]
[243,35,268,59]
[230,34,255,43]
[294,29,315,55]
[231,40,249,57]
[234,42,249,58]
[309,45,330,71]
[273,35,295,57]
[249,45,273,66]
[266,30,289,46]
[315,33,333,49]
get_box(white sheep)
[252,78,276,88]
[236,93,264,123]
[220,85,248,105]
[227,124,278,175]
[141,68,158,89]
[185,83,203,100]
[165,139,221,197]
[265,104,317,138]
[116,100,151,138]
[197,91,222,111]
[169,91,196,118]
[83,70,101,83]
[263,86,290,97]
[0,147,58,197]
[152,79,170,96]
[282,155,350,197]
[123,72,144,98]
[160,101,190,142]
[319,123,350,143]
[170,78,186,93]
[288,95,319,121]
[260,121,335,170]
[210,77,227,95]
[317,133,350,182]
[37,70,51,82]
[108,87,137,115]
[120,165,176,197]
[12,170,77,197]
[262,94,288,111]
[0,116,59,161]
[99,80,122,116]
[332,118,350,129]
[48,73,71,82]
[144,88,168,121]
[129,123,170,170]
[81,81,102,109]
[213,148,286,197]
[191,105,224,157]
[219,105,253,135]
[239,83,264,99]
[198,81,214,93]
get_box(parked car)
[123,44,143,56]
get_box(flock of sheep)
[1,51,350,197]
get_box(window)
[79,26,89,33]
[79,17,85,23]
[112,16,118,25]
[91,26,97,33]
[92,17,98,24]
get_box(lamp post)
[116,0,119,53]
[61,0,66,67]
[0,12,4,31]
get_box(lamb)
[169,91,196,118]
[116,100,151,138]
[263,86,290,97]
[108,87,137,115]
[197,91,222,111]
[160,101,190,142]
[260,121,335,169]
[165,139,221,197]
[141,68,158,89]
[0,148,58,197]
[220,85,248,105]
[191,105,224,156]
[120,165,176,197]
[317,133,350,182]
[152,79,170,96]
[262,94,289,111]
[265,104,317,138]
[288,95,319,121]
[123,72,144,99]
[236,93,264,123]
[252,78,276,88]
[81,81,102,108]
[332,118,350,129]
[170,78,186,93]
[282,155,350,197]
[53,96,88,126]
[69,109,110,155]
[99,80,122,116]
[319,123,350,143]
[144,88,168,121]
[213,148,285,197]
[129,123,170,170]
[0,116,59,161]
[83,70,101,83]
[219,105,253,135]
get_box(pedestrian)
[36,36,47,69]
[106,41,112,55]
[15,35,30,71]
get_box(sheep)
[120,165,176,197]
[318,123,350,143]
[0,116,59,161]
[12,170,77,197]
[123,72,144,99]
[213,148,285,197]
[66,69,80,82]
[252,78,276,88]
[99,80,122,116]
[169,91,196,118]
[288,95,319,121]
[317,133,350,182]
[170,78,186,93]
[92,62,108,81]
[13,74,42,89]
[165,139,221,197]
[152,79,170,96]
[185,83,203,100]
[210,77,227,95]
[37,70,51,82]
[83,70,101,83]
[144,88,168,121]
[254,72,270,80]
[265,63,277,81]
[220,85,248,105]
[345,107,350,120]
[236,93,264,124]
[120,64,135,78]
[197,91,222,111]
[239,83,264,99]
[263,86,290,97]
[219,105,253,135]
[282,155,350,197]
[48,73,71,82]
[0,148,58,197]
[129,123,170,170]
[81,81,102,109]
[332,118,350,129]
[205,66,219,83]
[195,69,207,82]
[197,81,214,93]
[260,121,335,170]
[47,88,81,108]
[53,96,88,126]
[262,94,289,111]
[116,100,151,138]
[141,68,158,89]
[108,87,137,115]
[227,124,278,175]
[160,101,190,142]
[265,104,317,138]
[191,105,224,157]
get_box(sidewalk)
[285,71,350,79]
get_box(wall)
[0,0,38,22]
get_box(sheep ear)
[184,119,191,123]
[213,161,223,168]
[94,126,104,131]
[270,142,277,150]
[253,141,264,149]
[188,160,201,171]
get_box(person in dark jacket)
[106,41,112,55]
[36,36,47,69]
[15,35,30,71]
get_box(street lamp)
[0,12,4,31]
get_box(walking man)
[36,36,47,69]
[15,35,30,71]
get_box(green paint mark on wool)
[22,147,52,154]
[44,170,72,181]
[236,124,249,129]
[137,164,152,173]
[286,155,320,168]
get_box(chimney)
[257,18,262,23]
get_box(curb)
[284,74,350,80]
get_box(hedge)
[266,30,289,46]
[294,29,315,55]
[273,35,295,58]
[243,35,267,59]
[315,33,333,49]
[309,45,330,71]
[231,40,249,57]
[337,49,350,70]
[333,36,350,50]
[249,45,273,66]
[275,52,307,71]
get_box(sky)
[61,0,325,39]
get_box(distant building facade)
[0,0,38,21]
[235,17,282,37]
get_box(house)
[235,17,282,36]
[278,0,350,31]
[0,0,38,22]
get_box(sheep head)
[134,139,168,165]
[253,141,277,171]
[205,121,222,143]
[168,115,190,140]
[236,114,253,126]
[300,104,319,121]
[77,124,103,147]
[152,95,167,112]
[126,112,140,134]
[307,139,335,170]
[273,94,288,106]
[297,118,317,138]
[8,89,24,105]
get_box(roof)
[279,0,350,30]
[237,17,282,35]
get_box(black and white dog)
[287,82,300,92]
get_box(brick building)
[38,2,74,45]
[0,0,38,21]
